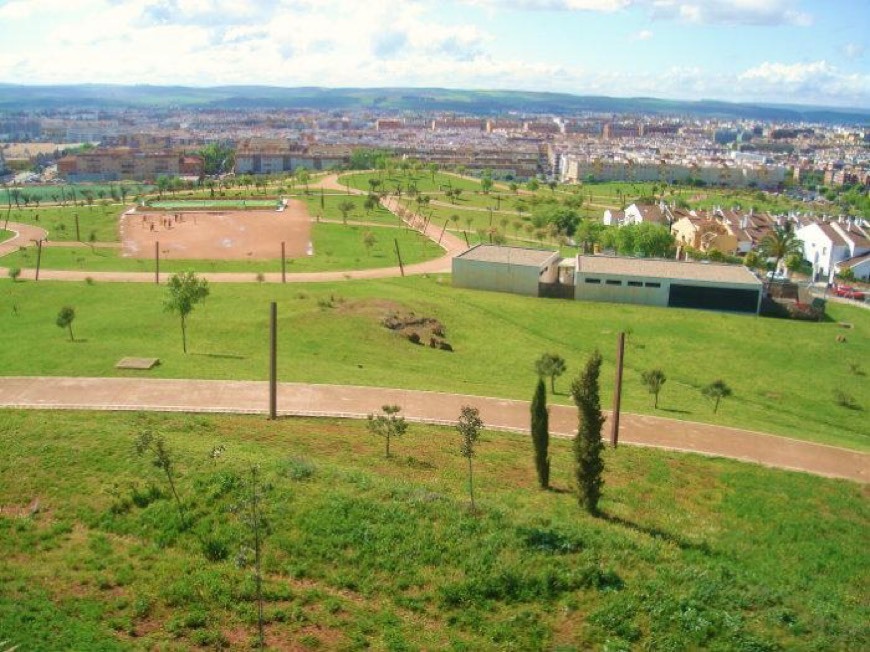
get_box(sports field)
[120,201,311,260]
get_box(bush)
[284,457,316,481]
[8,267,21,281]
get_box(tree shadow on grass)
[599,511,713,556]
[657,407,691,415]
[190,352,246,360]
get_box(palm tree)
[760,223,803,276]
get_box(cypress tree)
[530,378,550,489]
[571,350,606,514]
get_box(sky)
[0,0,868,109]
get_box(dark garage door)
[668,284,759,313]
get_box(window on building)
[645,282,661,288]
[627,281,643,287]
[606,279,622,286]
[584,278,601,284]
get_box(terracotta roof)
[576,255,761,286]
[838,251,870,270]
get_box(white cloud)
[738,60,870,106]
[634,28,654,40]
[466,0,813,24]
[463,0,633,11]
[650,1,812,26]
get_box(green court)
[148,199,282,210]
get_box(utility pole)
[394,239,405,277]
[281,241,286,283]
[269,302,277,420]
[155,241,160,285]
[610,331,625,447]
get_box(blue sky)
[0,0,867,108]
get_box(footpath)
[0,376,865,483]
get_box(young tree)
[164,271,210,353]
[571,350,605,515]
[535,352,567,393]
[530,378,550,489]
[55,306,76,342]
[366,404,409,458]
[337,199,355,225]
[456,405,484,510]
[135,430,188,529]
[233,465,270,650]
[362,230,377,255]
[702,380,732,413]
[641,368,667,409]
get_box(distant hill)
[0,84,867,124]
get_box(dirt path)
[0,376,865,483]
[0,222,48,257]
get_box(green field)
[0,224,442,274]
[0,409,866,650]
[0,229,12,243]
[1,277,867,450]
[300,194,404,226]
[339,171,486,194]
[148,199,281,210]
[3,204,126,242]
[0,183,151,204]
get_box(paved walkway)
[0,377,865,483]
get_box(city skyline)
[0,0,868,109]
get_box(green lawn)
[148,199,281,210]
[0,409,866,650]
[0,182,151,204]
[0,224,442,274]
[339,171,485,194]
[3,204,126,242]
[0,277,867,450]
[0,229,13,243]
[301,193,404,226]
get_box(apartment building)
[57,148,203,181]
[234,139,351,174]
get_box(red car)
[833,285,866,300]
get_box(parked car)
[832,285,866,300]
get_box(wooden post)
[269,301,277,420]
[74,213,80,241]
[281,241,286,283]
[34,240,43,281]
[155,241,160,285]
[394,239,405,277]
[438,219,449,245]
[610,331,625,448]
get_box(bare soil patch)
[382,311,453,351]
[120,200,311,260]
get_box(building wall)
[574,271,760,313]
[453,254,559,297]
[574,272,670,307]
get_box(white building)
[796,219,870,281]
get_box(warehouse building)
[452,245,560,297]
[573,256,763,314]
[453,245,762,314]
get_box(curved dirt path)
[0,376,865,483]
[0,222,48,257]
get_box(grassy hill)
[1,276,868,450]
[0,409,866,650]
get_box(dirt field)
[120,199,312,260]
